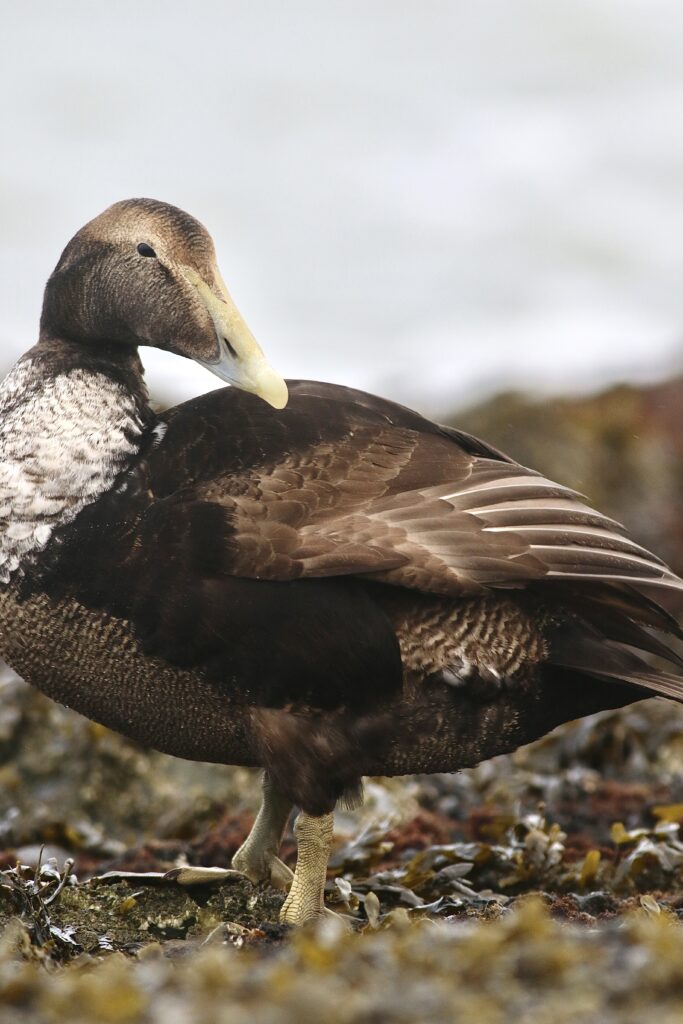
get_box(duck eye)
[137,242,157,258]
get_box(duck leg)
[231,773,293,890]
[280,811,334,925]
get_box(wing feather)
[168,389,683,602]
[48,382,681,677]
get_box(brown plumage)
[2,198,682,923]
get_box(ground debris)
[3,661,683,1018]
[2,900,683,1023]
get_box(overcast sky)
[2,1,683,414]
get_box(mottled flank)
[385,591,548,682]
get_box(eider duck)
[2,198,683,925]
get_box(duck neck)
[0,335,153,582]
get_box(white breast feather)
[0,359,145,581]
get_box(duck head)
[39,198,288,409]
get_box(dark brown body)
[3,337,682,817]
[1,579,634,814]
[5,197,682,928]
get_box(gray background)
[2,0,683,413]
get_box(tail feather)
[548,617,683,705]
[565,598,683,671]
[621,583,683,639]
[548,580,683,639]
[587,666,683,703]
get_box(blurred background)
[2,0,683,414]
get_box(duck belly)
[0,587,261,767]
